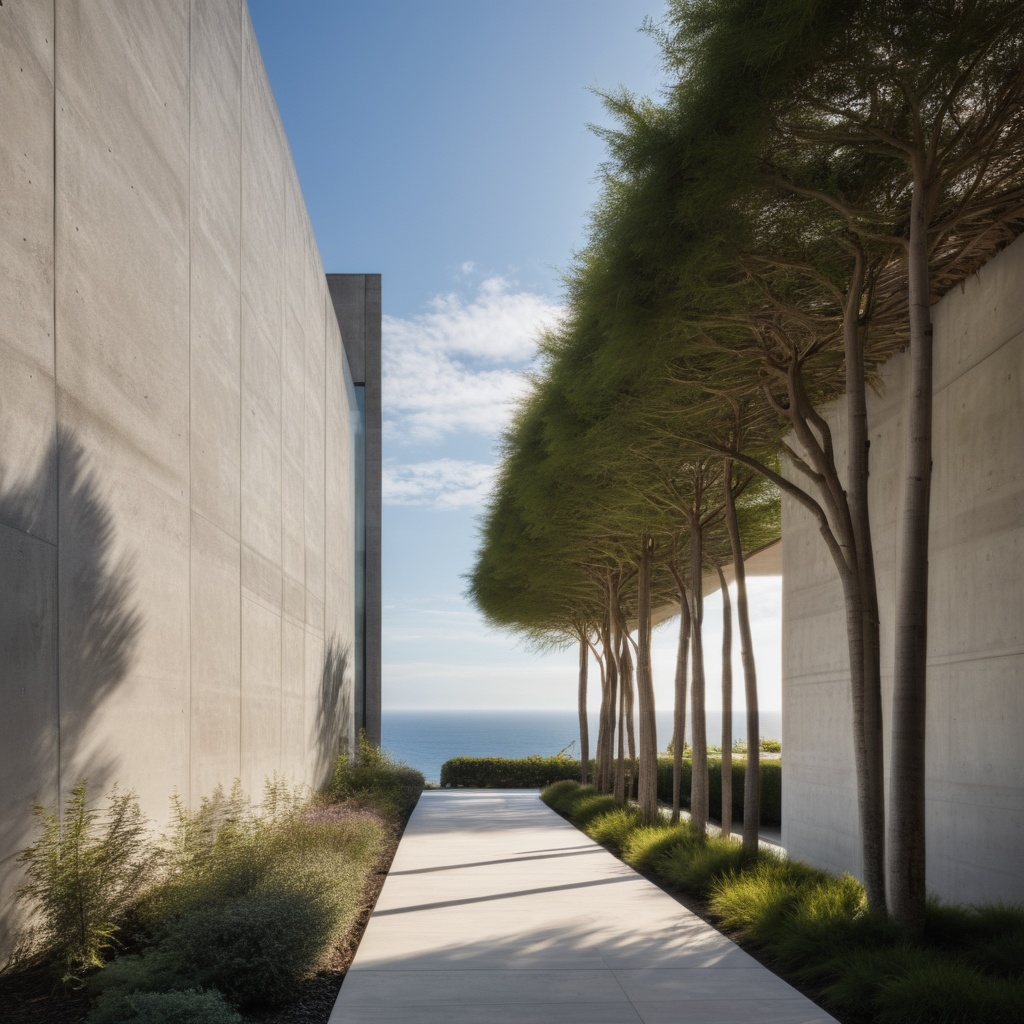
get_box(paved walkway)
[328,790,837,1024]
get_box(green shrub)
[133,885,335,1007]
[16,781,159,986]
[103,799,387,1010]
[585,808,643,855]
[568,795,618,828]
[655,757,782,825]
[709,857,848,944]
[330,734,424,819]
[89,987,241,1024]
[441,756,585,789]
[621,823,693,873]
[657,835,755,896]
[875,958,1024,1023]
[541,780,589,815]
[759,737,782,753]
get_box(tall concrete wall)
[0,0,357,942]
[782,233,1024,905]
[328,273,382,747]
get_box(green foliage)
[541,780,592,816]
[110,804,386,1009]
[15,781,159,987]
[655,757,782,825]
[330,733,424,819]
[89,988,241,1024]
[441,756,584,789]
[585,808,643,855]
[568,794,619,828]
[100,885,336,1008]
[621,823,692,873]
[759,738,782,753]
[709,857,840,942]
[656,835,755,894]
[873,959,1024,1024]
[819,943,1024,1023]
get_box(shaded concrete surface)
[329,790,836,1024]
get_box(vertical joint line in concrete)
[238,0,244,782]
[186,0,193,809]
[279,158,285,770]
[52,0,61,808]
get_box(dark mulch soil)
[0,807,408,1024]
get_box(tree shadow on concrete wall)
[314,636,352,787]
[0,427,142,947]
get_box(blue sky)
[248,0,782,713]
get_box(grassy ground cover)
[1,741,423,1024]
[543,780,1024,1024]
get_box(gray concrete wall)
[0,0,357,943]
[328,273,382,747]
[782,232,1024,905]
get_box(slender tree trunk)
[889,167,933,932]
[636,537,659,823]
[724,460,760,853]
[617,618,638,800]
[786,361,888,912]
[717,564,733,839]
[843,250,888,913]
[671,577,691,825]
[689,513,709,834]
[597,595,618,794]
[578,635,590,785]
[614,628,627,805]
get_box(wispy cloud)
[383,276,562,443]
[382,458,497,510]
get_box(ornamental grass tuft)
[585,807,644,855]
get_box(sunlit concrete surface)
[329,790,836,1024]
[0,1,367,950]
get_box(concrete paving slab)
[328,790,838,1023]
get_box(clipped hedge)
[656,757,781,826]
[440,756,781,824]
[440,756,587,789]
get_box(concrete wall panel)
[0,3,56,543]
[190,513,242,802]
[0,526,57,928]
[190,0,242,538]
[241,596,282,798]
[282,618,307,776]
[55,0,192,817]
[304,287,327,632]
[783,233,1024,905]
[281,178,308,620]
[0,0,359,953]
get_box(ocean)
[382,708,783,785]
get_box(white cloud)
[382,458,497,510]
[383,276,562,443]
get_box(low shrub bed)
[4,742,424,1024]
[656,756,782,825]
[542,780,1024,1024]
[440,755,585,788]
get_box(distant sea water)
[382,708,783,785]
